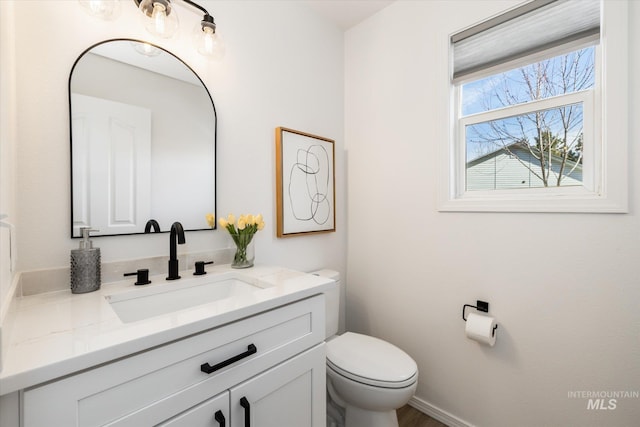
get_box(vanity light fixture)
[134,0,225,59]
[78,0,224,60]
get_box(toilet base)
[345,406,398,427]
[326,362,416,427]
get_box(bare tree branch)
[466,48,594,187]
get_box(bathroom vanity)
[0,265,334,426]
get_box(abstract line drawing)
[289,145,330,225]
[276,127,335,237]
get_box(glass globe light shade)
[78,0,120,20]
[193,24,225,60]
[138,0,179,39]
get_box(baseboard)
[408,395,474,427]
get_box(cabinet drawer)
[23,295,325,427]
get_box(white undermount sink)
[106,276,263,323]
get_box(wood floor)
[397,405,448,427]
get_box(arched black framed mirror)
[69,39,216,237]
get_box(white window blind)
[452,0,600,81]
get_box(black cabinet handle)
[200,344,257,374]
[240,397,250,427]
[214,410,225,427]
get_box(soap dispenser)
[70,227,101,294]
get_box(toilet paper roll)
[465,312,497,346]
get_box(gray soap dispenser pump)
[70,227,101,294]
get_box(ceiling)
[304,0,395,30]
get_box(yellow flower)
[205,213,215,228]
[215,212,264,236]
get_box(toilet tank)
[311,269,340,339]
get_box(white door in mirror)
[71,93,151,236]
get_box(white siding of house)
[466,147,583,190]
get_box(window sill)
[437,186,628,213]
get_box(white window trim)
[438,0,628,213]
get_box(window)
[463,47,593,191]
[439,0,628,213]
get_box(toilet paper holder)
[462,300,498,336]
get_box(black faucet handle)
[144,219,161,233]
[194,261,214,276]
[124,269,151,285]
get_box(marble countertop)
[0,264,334,394]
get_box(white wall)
[7,1,346,288]
[345,1,640,426]
[0,1,18,314]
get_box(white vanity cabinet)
[21,295,326,427]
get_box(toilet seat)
[326,332,418,389]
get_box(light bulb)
[203,27,215,54]
[152,3,167,35]
[138,0,179,39]
[194,23,225,60]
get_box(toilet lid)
[326,332,417,388]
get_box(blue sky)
[460,47,594,162]
[461,47,594,116]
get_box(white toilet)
[314,270,418,427]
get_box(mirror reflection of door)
[71,94,151,236]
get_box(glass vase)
[231,238,255,269]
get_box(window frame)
[439,0,628,213]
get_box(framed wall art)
[275,127,335,237]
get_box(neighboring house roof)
[466,143,583,190]
[467,142,582,168]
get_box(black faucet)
[167,221,186,280]
[144,219,161,233]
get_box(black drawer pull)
[214,410,225,427]
[240,397,251,427]
[200,344,257,374]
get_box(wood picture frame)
[275,127,335,237]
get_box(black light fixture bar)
[180,0,216,31]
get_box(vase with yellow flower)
[208,213,265,268]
